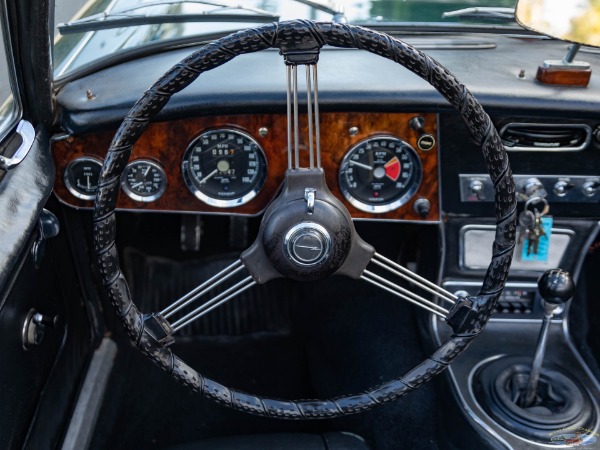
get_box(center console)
[435,113,600,448]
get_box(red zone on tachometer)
[384,157,400,181]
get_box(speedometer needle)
[349,160,373,171]
[199,169,218,185]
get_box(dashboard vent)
[499,123,592,151]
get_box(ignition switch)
[519,177,547,201]
[553,179,575,197]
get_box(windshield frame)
[52,0,526,83]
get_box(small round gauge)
[182,128,267,208]
[121,159,167,202]
[339,136,422,213]
[64,156,103,200]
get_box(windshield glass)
[54,0,517,78]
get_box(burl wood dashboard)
[52,112,440,222]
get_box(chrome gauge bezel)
[182,128,267,208]
[339,135,423,214]
[64,156,104,201]
[121,159,167,203]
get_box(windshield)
[54,0,517,78]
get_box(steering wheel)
[93,20,516,419]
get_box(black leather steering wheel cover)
[93,20,516,419]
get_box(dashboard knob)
[409,116,426,133]
[413,198,430,218]
[409,116,436,151]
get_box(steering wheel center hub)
[285,222,331,266]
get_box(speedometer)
[339,136,422,213]
[182,129,267,208]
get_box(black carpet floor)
[90,250,441,450]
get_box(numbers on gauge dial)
[64,157,103,201]
[182,129,267,208]
[121,160,167,202]
[339,136,422,213]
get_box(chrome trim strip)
[0,0,23,144]
[61,338,117,450]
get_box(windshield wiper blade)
[293,0,346,23]
[58,0,279,35]
[442,7,515,22]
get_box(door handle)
[0,120,35,170]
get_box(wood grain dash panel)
[52,112,439,221]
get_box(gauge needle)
[199,169,218,185]
[86,175,91,189]
[144,165,151,176]
[349,160,373,171]
[131,181,145,188]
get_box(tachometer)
[339,136,422,213]
[182,129,267,208]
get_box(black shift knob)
[538,269,575,305]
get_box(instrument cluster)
[54,112,440,222]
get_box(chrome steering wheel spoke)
[149,259,256,341]
[360,252,458,320]
[286,63,321,170]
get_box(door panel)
[0,0,100,447]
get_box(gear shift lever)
[521,269,575,407]
[473,268,595,443]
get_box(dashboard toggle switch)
[582,179,600,197]
[552,179,575,197]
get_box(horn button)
[285,223,331,267]
[262,197,352,280]
[241,169,374,283]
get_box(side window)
[0,21,21,141]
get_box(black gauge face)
[121,160,167,202]
[64,157,103,200]
[339,136,423,213]
[182,129,267,208]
